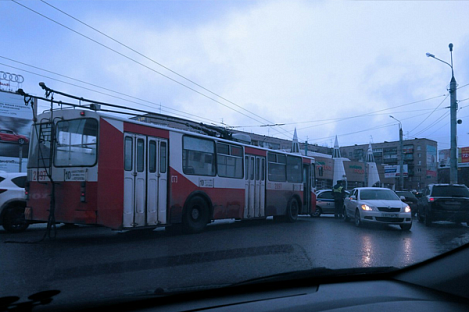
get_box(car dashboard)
[24,243,469,312]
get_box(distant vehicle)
[395,191,418,217]
[312,189,350,217]
[0,171,29,232]
[344,187,412,230]
[417,184,469,227]
[0,128,29,144]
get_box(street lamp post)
[426,44,458,184]
[390,116,404,190]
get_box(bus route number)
[32,170,48,181]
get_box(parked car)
[0,171,29,232]
[417,184,469,227]
[395,190,418,217]
[0,128,29,144]
[312,189,350,217]
[344,187,412,230]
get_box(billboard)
[439,147,469,168]
[459,147,469,167]
[0,90,36,172]
[384,165,408,178]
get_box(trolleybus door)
[257,157,266,217]
[123,134,147,227]
[146,139,168,226]
[244,155,265,218]
[302,164,312,214]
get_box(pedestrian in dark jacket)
[333,180,346,218]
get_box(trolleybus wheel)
[285,197,299,223]
[183,196,209,234]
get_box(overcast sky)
[2,0,469,152]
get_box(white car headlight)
[404,205,411,213]
[361,204,373,211]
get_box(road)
[1,215,469,307]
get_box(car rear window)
[319,191,334,200]
[397,191,417,199]
[432,186,469,197]
[11,176,27,188]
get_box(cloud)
[8,0,469,148]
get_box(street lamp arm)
[389,115,402,129]
[426,53,453,69]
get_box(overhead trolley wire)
[0,58,221,125]
[407,94,449,134]
[12,0,293,140]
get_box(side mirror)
[350,195,357,200]
[400,196,406,201]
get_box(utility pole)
[449,44,458,184]
[390,115,404,190]
[399,125,404,190]
[426,43,458,184]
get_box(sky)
[1,0,469,153]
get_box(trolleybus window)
[182,136,215,176]
[217,142,243,179]
[54,118,98,167]
[268,152,286,182]
[28,122,52,168]
[124,137,133,171]
[149,141,156,173]
[160,142,167,173]
[287,156,302,183]
[137,138,144,172]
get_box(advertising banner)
[0,90,35,172]
[460,147,469,167]
[439,148,469,168]
[384,165,408,178]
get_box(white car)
[344,187,412,230]
[0,171,29,232]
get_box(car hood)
[360,199,406,208]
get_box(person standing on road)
[333,180,346,218]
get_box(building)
[339,138,438,191]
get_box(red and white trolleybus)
[25,107,316,233]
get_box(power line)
[0,60,220,125]
[12,0,293,139]
[407,94,449,134]
[296,94,447,132]
[38,0,281,128]
[413,111,450,137]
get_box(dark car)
[0,128,29,144]
[396,191,418,217]
[417,184,469,226]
